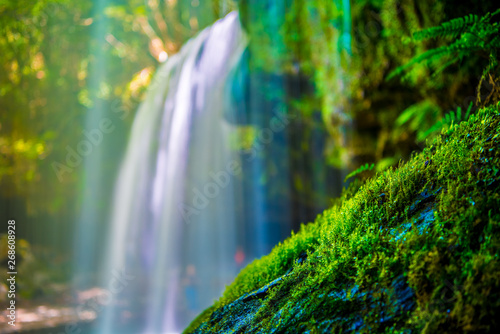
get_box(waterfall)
[98,12,246,333]
[96,10,344,334]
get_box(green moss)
[186,103,500,333]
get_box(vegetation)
[0,0,235,213]
[388,9,500,93]
[185,5,500,331]
[227,0,500,235]
[387,8,500,145]
[0,0,234,291]
[236,0,499,172]
[187,102,500,333]
[0,235,70,300]
[238,0,351,167]
[3,1,500,328]
[344,163,374,182]
[187,3,500,332]
[346,0,499,170]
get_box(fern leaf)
[388,45,462,80]
[417,102,474,141]
[396,100,440,131]
[413,14,479,40]
[464,101,473,120]
[388,9,500,82]
[345,163,374,182]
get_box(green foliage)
[388,9,500,83]
[239,0,351,167]
[0,0,234,209]
[412,14,481,40]
[238,0,498,174]
[188,103,500,333]
[0,0,236,286]
[338,0,499,177]
[344,162,374,182]
[345,0,448,170]
[395,101,474,143]
[393,100,442,144]
[0,0,93,214]
[421,102,473,140]
[0,235,70,300]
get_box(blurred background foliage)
[347,0,499,171]
[0,0,235,293]
[1,0,499,300]
[239,0,498,170]
[1,0,235,216]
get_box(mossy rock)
[185,103,500,333]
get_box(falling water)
[96,10,345,334]
[98,12,247,333]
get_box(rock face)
[185,104,500,334]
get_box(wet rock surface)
[187,108,500,333]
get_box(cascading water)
[97,12,247,333]
[95,10,345,334]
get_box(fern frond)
[478,55,499,104]
[431,57,460,78]
[488,34,500,48]
[418,102,473,141]
[388,9,500,84]
[413,14,479,40]
[344,163,374,182]
[388,44,466,80]
[482,8,500,21]
[396,100,440,130]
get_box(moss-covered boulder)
[185,104,500,333]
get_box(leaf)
[417,102,474,141]
[345,163,375,182]
[387,9,500,84]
